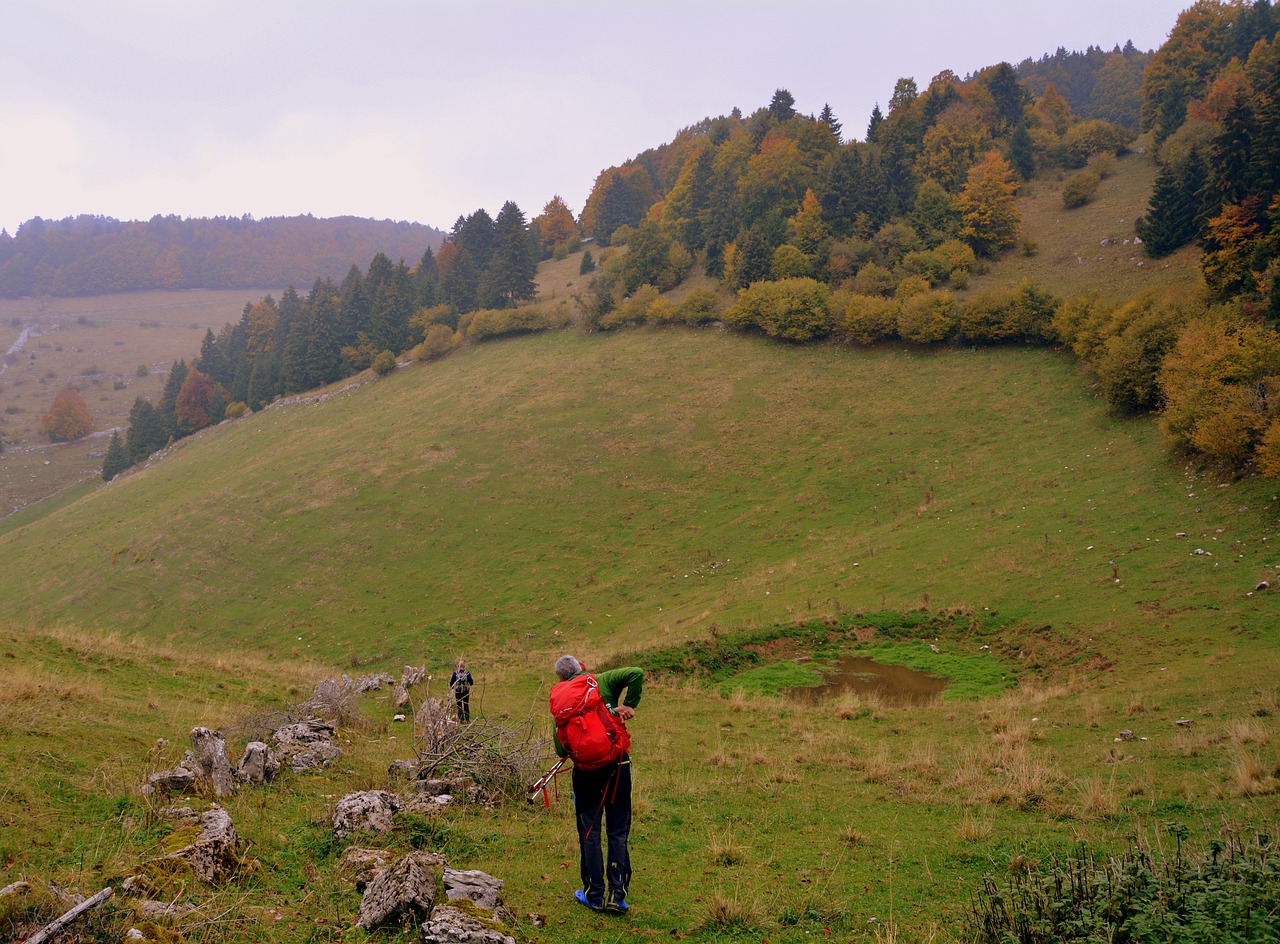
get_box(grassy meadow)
[1,324,1277,943]
[0,289,281,518]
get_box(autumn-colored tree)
[788,189,829,256]
[1202,198,1264,300]
[954,152,1021,257]
[175,367,226,434]
[1141,0,1245,142]
[244,299,278,359]
[41,385,93,442]
[918,101,994,192]
[536,195,579,255]
[1031,83,1073,135]
[1159,315,1280,465]
[739,129,811,225]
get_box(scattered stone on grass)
[420,903,516,944]
[188,728,235,798]
[166,805,240,883]
[356,851,442,930]
[333,791,404,838]
[443,869,508,915]
[235,741,279,784]
[272,718,341,772]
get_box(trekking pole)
[528,756,567,807]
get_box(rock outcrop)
[333,791,404,838]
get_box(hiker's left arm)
[602,667,644,714]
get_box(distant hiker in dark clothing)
[550,654,643,915]
[449,659,473,722]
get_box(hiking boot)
[574,890,604,912]
[604,897,629,914]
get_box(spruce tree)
[1008,124,1036,181]
[125,397,166,462]
[866,104,885,143]
[101,431,130,481]
[735,226,773,288]
[486,201,537,307]
[157,360,188,441]
[1136,150,1206,257]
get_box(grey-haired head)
[554,654,582,681]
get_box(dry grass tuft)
[838,823,870,846]
[697,890,769,934]
[707,829,749,867]
[1233,752,1279,797]
[1227,718,1268,745]
[1076,776,1119,820]
[956,810,992,841]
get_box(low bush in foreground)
[966,824,1280,944]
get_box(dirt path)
[0,323,39,379]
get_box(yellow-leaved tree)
[954,151,1021,258]
[41,386,94,442]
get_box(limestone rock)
[189,727,235,798]
[443,869,507,913]
[338,847,409,891]
[420,904,515,944]
[333,790,404,838]
[273,719,341,772]
[356,851,440,930]
[356,672,396,692]
[235,741,280,784]
[141,766,197,798]
[169,805,239,882]
[394,665,429,708]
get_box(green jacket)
[553,666,644,758]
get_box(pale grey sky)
[1,1,1191,235]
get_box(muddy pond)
[785,655,947,706]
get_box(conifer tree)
[818,103,842,141]
[101,431,130,481]
[157,360,188,440]
[735,226,773,288]
[486,201,537,307]
[1136,150,1206,257]
[1008,124,1036,181]
[125,397,166,462]
[866,104,885,143]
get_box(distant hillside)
[4,327,1275,654]
[0,214,444,298]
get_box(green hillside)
[2,328,1278,944]
[3,327,1274,661]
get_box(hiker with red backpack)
[550,655,644,915]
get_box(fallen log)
[23,886,113,944]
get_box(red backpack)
[550,674,629,770]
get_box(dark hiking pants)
[572,754,632,906]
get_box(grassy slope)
[1,327,1277,943]
[2,329,1275,666]
[966,152,1205,305]
[0,289,281,517]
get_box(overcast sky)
[1,1,1192,236]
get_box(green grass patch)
[717,660,823,697]
[865,639,1016,700]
